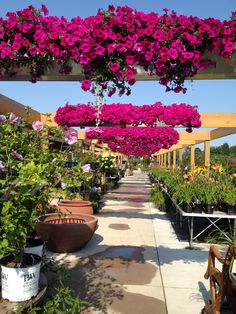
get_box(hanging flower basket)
[85,127,180,156]
[0,5,235,94]
[54,102,201,129]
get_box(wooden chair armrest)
[204,245,225,279]
[209,244,225,264]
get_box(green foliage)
[222,187,236,206]
[16,264,88,314]
[173,182,195,205]
[207,225,236,247]
[151,184,165,208]
[182,143,236,169]
[0,114,92,263]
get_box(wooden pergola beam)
[200,113,236,128]
[210,127,236,140]
[1,51,235,81]
[0,94,41,122]
[1,95,236,129]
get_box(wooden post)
[168,152,171,168]
[190,144,195,168]
[164,153,167,167]
[91,143,95,154]
[204,140,211,166]
[173,151,176,169]
[178,148,183,165]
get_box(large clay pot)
[36,213,98,253]
[57,199,93,215]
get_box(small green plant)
[207,225,236,247]
[151,185,165,209]
[222,187,236,206]
[16,263,88,314]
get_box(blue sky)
[0,0,235,147]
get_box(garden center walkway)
[49,171,230,314]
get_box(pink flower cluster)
[54,102,201,129]
[0,5,235,92]
[85,127,179,156]
[55,103,96,126]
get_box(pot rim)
[0,253,41,268]
[37,213,98,225]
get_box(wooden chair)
[203,244,236,314]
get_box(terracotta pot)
[36,213,98,253]
[57,199,93,215]
[58,199,92,205]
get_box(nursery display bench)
[175,203,236,248]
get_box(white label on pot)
[1,262,41,301]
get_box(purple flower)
[0,160,7,172]
[9,112,21,124]
[64,129,78,145]
[32,120,44,131]
[12,150,24,160]
[0,115,7,123]
[82,164,91,173]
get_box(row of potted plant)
[150,166,236,214]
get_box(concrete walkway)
[48,171,229,314]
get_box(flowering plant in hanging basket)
[0,5,235,94]
[54,102,201,131]
[85,127,179,156]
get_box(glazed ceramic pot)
[36,213,98,253]
[57,199,93,215]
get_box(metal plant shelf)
[158,182,236,247]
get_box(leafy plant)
[151,184,165,208]
[16,264,88,314]
[222,187,236,206]
[0,113,88,264]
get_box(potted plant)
[173,182,195,213]
[151,185,166,211]
[0,114,51,301]
[202,182,220,214]
[222,187,236,215]
[0,113,85,301]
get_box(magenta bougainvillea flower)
[54,102,201,129]
[85,127,179,157]
[0,5,235,94]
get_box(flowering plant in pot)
[0,113,83,301]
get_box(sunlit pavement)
[46,171,229,314]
